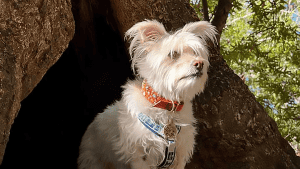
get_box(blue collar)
[137,113,181,168]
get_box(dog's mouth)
[179,71,203,81]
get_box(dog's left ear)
[181,21,218,44]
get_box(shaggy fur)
[78,20,217,169]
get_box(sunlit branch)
[211,0,233,38]
[202,0,209,21]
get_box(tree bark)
[1,0,299,168]
[211,0,233,38]
[108,0,300,168]
[202,0,209,21]
[0,0,74,164]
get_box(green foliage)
[190,0,300,143]
[190,0,219,20]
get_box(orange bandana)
[142,80,184,111]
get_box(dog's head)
[125,20,217,101]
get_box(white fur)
[78,20,217,169]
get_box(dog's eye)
[168,51,180,60]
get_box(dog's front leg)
[130,146,151,169]
[169,145,186,169]
[171,126,196,169]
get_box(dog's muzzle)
[179,69,203,81]
[193,60,204,71]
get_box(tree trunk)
[0,0,74,164]
[108,0,300,168]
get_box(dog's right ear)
[125,20,167,43]
[125,20,167,55]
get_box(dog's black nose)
[193,60,204,70]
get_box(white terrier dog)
[78,20,217,169]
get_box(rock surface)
[0,0,74,164]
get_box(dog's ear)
[125,20,168,56]
[125,20,167,43]
[125,20,168,73]
[181,21,218,45]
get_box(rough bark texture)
[189,51,300,169]
[108,0,300,168]
[110,0,199,39]
[0,0,74,164]
[1,0,299,168]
